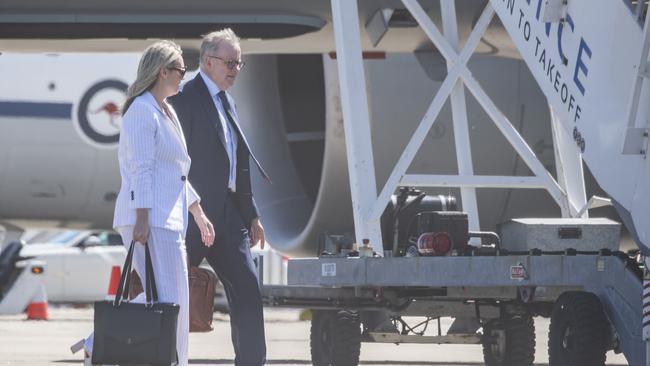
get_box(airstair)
[272,1,650,365]
[491,0,650,257]
[490,1,650,362]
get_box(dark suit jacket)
[169,74,259,235]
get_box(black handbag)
[92,240,180,366]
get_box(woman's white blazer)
[113,91,200,233]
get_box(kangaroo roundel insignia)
[74,79,128,148]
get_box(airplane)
[0,0,620,258]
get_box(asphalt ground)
[0,306,629,366]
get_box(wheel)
[482,312,536,366]
[311,311,334,366]
[549,291,611,366]
[310,310,361,366]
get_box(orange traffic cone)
[26,285,48,320]
[106,265,121,300]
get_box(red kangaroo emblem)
[91,102,121,128]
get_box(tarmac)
[0,306,629,365]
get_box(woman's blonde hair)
[122,40,183,115]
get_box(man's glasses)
[167,66,187,77]
[207,55,246,70]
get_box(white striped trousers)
[85,226,190,366]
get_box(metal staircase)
[327,0,650,363]
[489,1,650,363]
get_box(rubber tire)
[310,310,361,366]
[548,291,610,366]
[482,312,536,366]
[311,311,334,366]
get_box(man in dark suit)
[169,28,268,366]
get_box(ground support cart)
[262,252,643,365]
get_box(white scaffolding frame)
[331,0,583,255]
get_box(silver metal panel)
[499,218,621,251]
[288,255,616,288]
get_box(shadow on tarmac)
[50,359,572,365]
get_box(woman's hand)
[194,213,215,247]
[190,202,215,247]
[133,208,150,244]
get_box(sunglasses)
[207,55,246,70]
[167,66,187,77]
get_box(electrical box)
[499,218,620,252]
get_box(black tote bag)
[92,240,180,366]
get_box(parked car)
[20,230,126,302]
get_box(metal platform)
[281,253,644,363]
[288,254,630,288]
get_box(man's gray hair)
[200,28,240,65]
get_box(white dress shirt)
[199,70,238,191]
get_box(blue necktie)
[217,91,271,183]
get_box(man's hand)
[190,202,215,247]
[249,217,265,249]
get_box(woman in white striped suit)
[82,40,215,366]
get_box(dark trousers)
[187,194,266,366]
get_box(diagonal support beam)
[459,69,575,215]
[402,0,466,63]
[368,2,495,221]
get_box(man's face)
[203,41,242,91]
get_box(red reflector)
[432,232,451,255]
[417,232,452,256]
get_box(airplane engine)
[233,52,560,257]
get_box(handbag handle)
[113,241,135,307]
[144,243,159,305]
[113,240,159,307]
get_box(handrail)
[623,0,649,24]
